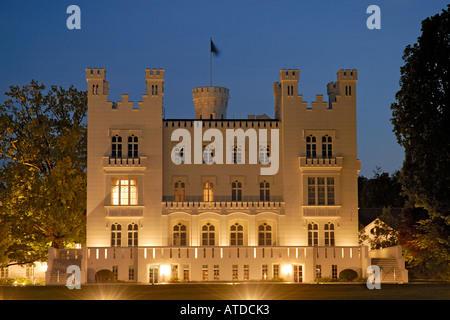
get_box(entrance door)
[149,266,159,284]
[293,264,303,283]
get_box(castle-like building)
[46,67,408,284]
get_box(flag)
[210,38,219,56]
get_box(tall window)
[230,223,244,246]
[231,181,242,201]
[112,135,122,158]
[306,135,316,158]
[111,223,122,247]
[127,223,138,247]
[259,145,270,164]
[128,135,138,159]
[322,135,332,158]
[324,223,335,246]
[203,181,214,202]
[174,181,185,202]
[201,223,215,246]
[232,145,243,164]
[258,223,272,246]
[173,145,185,164]
[111,177,138,205]
[260,181,270,202]
[308,222,318,246]
[203,145,215,164]
[173,223,187,246]
[307,177,335,205]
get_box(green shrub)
[339,269,358,281]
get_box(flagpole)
[210,37,212,87]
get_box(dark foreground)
[1,282,449,300]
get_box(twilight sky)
[0,0,447,176]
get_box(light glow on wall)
[281,264,293,276]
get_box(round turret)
[193,86,229,119]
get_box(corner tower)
[193,86,229,119]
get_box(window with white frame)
[203,181,214,202]
[324,222,335,246]
[308,222,319,246]
[173,223,187,246]
[258,223,272,246]
[306,135,316,158]
[259,145,270,164]
[111,135,122,158]
[128,135,138,159]
[231,180,242,201]
[111,223,122,247]
[322,135,332,158]
[111,177,138,205]
[259,181,270,201]
[127,222,138,247]
[174,180,185,201]
[201,223,215,246]
[230,223,244,246]
[203,144,215,164]
[307,177,335,205]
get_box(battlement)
[145,68,165,79]
[193,86,230,98]
[86,68,106,80]
[279,69,299,81]
[337,69,357,81]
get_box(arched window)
[306,135,316,158]
[203,145,215,164]
[111,223,122,247]
[230,223,244,246]
[174,181,185,202]
[173,145,185,164]
[201,223,215,246]
[259,181,270,202]
[308,222,318,246]
[259,145,270,164]
[203,181,214,202]
[232,145,242,164]
[231,181,242,201]
[322,135,332,158]
[258,223,272,246]
[127,223,138,247]
[173,223,187,246]
[128,135,138,159]
[324,222,335,246]
[112,135,122,158]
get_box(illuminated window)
[111,223,122,247]
[173,223,187,246]
[127,222,138,247]
[213,265,220,280]
[327,177,335,205]
[231,181,242,201]
[324,222,335,246]
[202,265,208,281]
[332,265,338,279]
[232,265,238,280]
[315,265,322,279]
[258,223,272,246]
[129,266,135,281]
[261,264,268,280]
[306,135,316,158]
[273,264,280,279]
[322,135,332,158]
[111,177,138,205]
[128,135,138,159]
[201,223,215,246]
[308,178,316,205]
[308,222,318,246]
[203,181,214,202]
[243,265,250,281]
[259,181,270,201]
[174,181,185,202]
[111,135,122,158]
[230,223,244,246]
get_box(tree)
[390,5,450,221]
[0,80,87,267]
[390,5,450,279]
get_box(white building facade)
[46,67,407,284]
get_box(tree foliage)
[390,5,450,279]
[0,80,87,267]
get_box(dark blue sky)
[0,0,447,176]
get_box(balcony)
[299,156,343,171]
[105,206,144,217]
[162,195,285,214]
[102,156,148,171]
[302,205,340,217]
